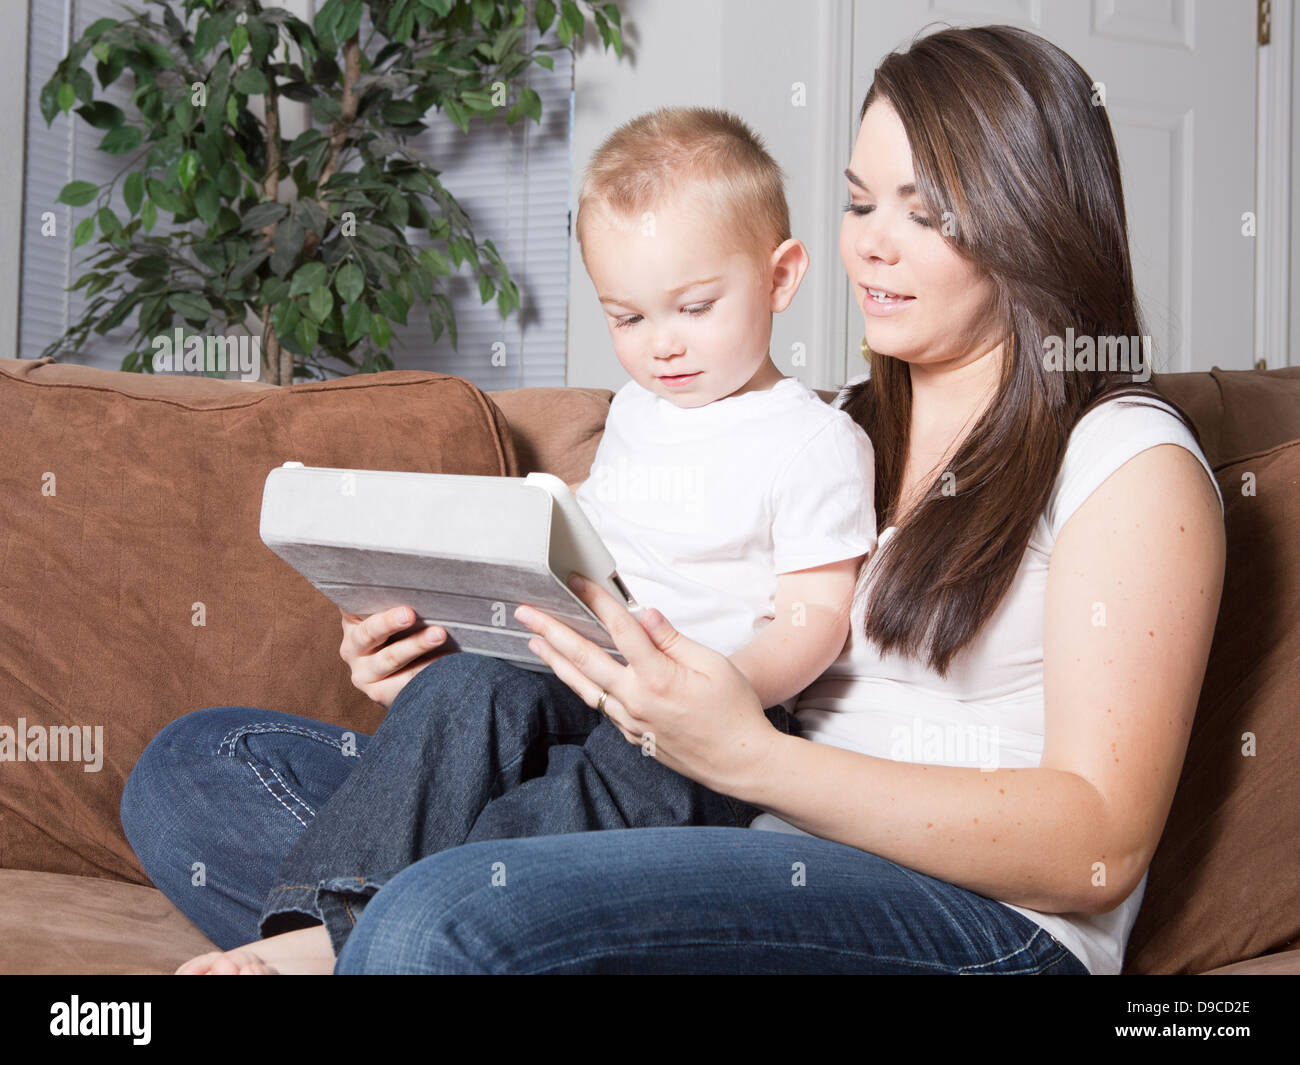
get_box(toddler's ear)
[769,238,811,312]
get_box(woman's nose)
[851,212,900,266]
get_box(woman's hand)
[515,575,782,798]
[338,606,450,709]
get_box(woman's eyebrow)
[844,167,917,198]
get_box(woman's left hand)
[515,575,781,798]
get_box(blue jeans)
[120,651,1087,973]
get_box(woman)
[121,24,1224,975]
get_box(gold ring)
[596,690,609,715]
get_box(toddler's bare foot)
[176,948,278,975]
[176,924,335,975]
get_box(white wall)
[566,0,856,392]
[0,4,30,355]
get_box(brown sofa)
[0,354,1296,975]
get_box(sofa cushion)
[0,357,518,884]
[1124,436,1300,973]
[0,869,216,974]
[488,386,614,484]
[1153,365,1300,469]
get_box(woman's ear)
[768,238,811,312]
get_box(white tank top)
[751,377,1222,975]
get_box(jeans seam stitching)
[217,723,350,758]
[244,758,309,829]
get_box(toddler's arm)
[728,555,864,710]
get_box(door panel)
[848,1,1258,377]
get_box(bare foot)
[177,924,336,975]
[177,948,278,975]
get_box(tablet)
[259,464,643,673]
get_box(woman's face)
[840,98,1002,371]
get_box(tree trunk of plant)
[262,75,284,385]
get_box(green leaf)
[536,0,555,32]
[229,23,249,61]
[334,263,364,303]
[369,313,391,348]
[123,171,144,215]
[337,0,364,42]
[217,161,241,198]
[289,261,328,297]
[137,40,176,69]
[261,276,288,303]
[441,98,469,134]
[375,288,408,325]
[57,181,99,207]
[57,84,76,114]
[269,218,306,276]
[228,248,270,287]
[312,95,342,124]
[308,284,333,321]
[177,151,199,191]
[146,178,184,213]
[519,86,541,123]
[194,179,221,225]
[275,301,301,338]
[343,300,371,344]
[418,247,451,275]
[240,201,289,231]
[168,292,215,322]
[99,124,143,154]
[297,316,318,352]
[141,199,158,232]
[128,257,168,279]
[39,80,62,125]
[97,206,121,234]
[75,101,125,129]
[73,215,96,248]
[233,67,269,95]
[84,17,119,39]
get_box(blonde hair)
[575,106,791,265]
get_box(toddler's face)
[582,194,778,408]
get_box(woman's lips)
[860,284,915,317]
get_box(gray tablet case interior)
[259,465,641,673]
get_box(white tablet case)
[259,465,642,673]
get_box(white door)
[848,0,1259,377]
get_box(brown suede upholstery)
[0,357,517,887]
[0,356,1297,975]
[1124,437,1300,972]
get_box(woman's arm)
[520,444,1223,917]
[729,444,1225,915]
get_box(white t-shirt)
[752,377,1223,975]
[573,376,876,669]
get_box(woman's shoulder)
[1046,394,1223,538]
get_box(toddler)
[553,105,877,820]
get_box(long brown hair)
[843,24,1199,675]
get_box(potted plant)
[39,0,624,384]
